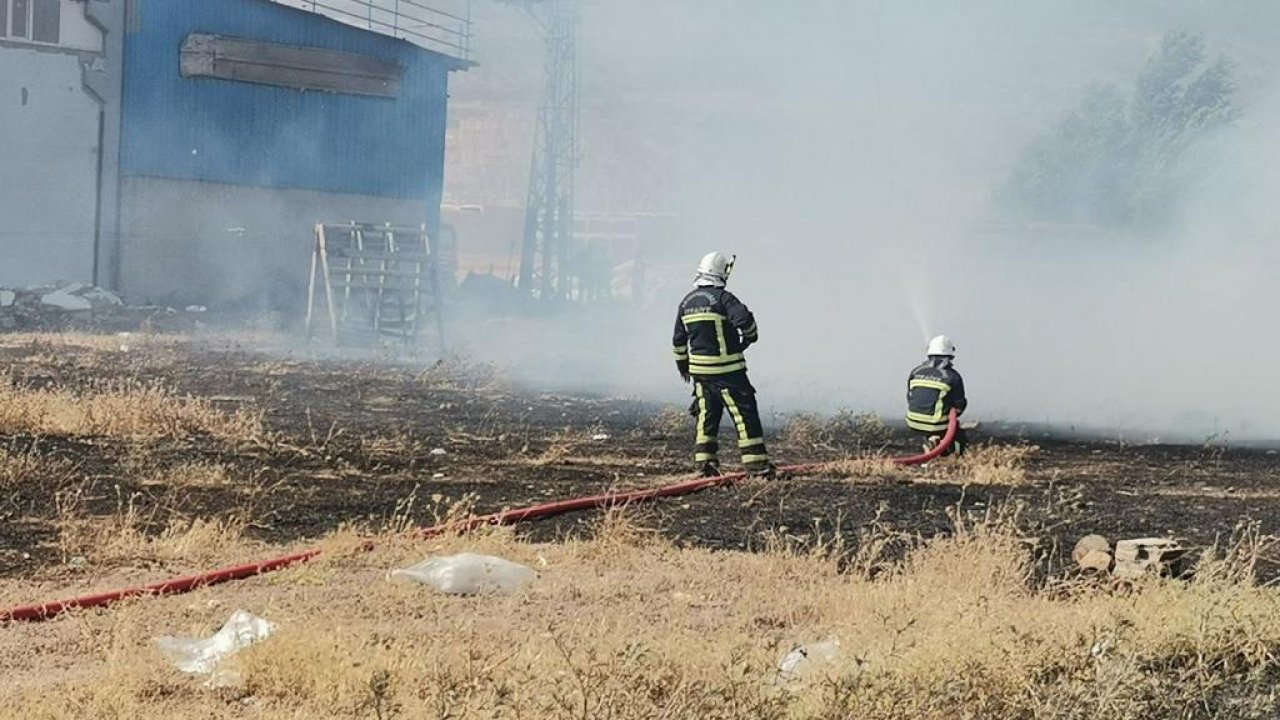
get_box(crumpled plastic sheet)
[391,553,536,595]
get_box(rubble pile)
[1072,534,1191,579]
[0,283,124,330]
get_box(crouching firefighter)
[906,335,968,456]
[672,252,776,478]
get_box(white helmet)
[926,334,956,357]
[695,252,736,286]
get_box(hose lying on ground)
[1,411,958,623]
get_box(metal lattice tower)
[515,0,579,300]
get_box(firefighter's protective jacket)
[672,287,758,376]
[906,357,966,433]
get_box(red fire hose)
[1,411,957,624]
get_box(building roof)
[266,0,474,70]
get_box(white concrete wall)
[0,45,100,287]
[119,177,426,308]
[59,0,102,51]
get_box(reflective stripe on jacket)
[906,358,966,433]
[672,287,758,376]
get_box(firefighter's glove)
[676,359,691,384]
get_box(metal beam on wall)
[84,0,126,291]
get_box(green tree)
[1003,31,1238,230]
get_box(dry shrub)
[824,456,900,479]
[533,431,579,465]
[587,505,668,554]
[780,410,892,451]
[415,356,504,391]
[155,461,235,488]
[778,412,825,447]
[0,376,263,441]
[645,406,689,438]
[956,443,1039,485]
[55,488,249,567]
[0,441,76,492]
[117,447,238,489]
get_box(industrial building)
[1,0,469,306]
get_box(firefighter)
[672,252,775,478]
[906,334,968,456]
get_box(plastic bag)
[776,638,840,683]
[392,553,535,595]
[154,609,276,675]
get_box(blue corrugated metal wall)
[120,0,452,210]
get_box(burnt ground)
[3,336,1280,581]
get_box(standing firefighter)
[907,335,968,456]
[672,252,775,478]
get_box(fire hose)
[1,411,958,624]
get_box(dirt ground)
[2,333,1279,586]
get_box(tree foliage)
[1004,31,1238,229]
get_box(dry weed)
[54,487,250,567]
[824,455,901,479]
[0,376,263,441]
[644,406,689,438]
[956,442,1039,485]
[533,431,579,465]
[0,441,76,492]
[0,331,185,353]
[780,410,892,452]
[587,505,668,554]
[415,356,504,391]
[9,508,1280,719]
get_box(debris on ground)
[1073,534,1112,572]
[453,272,532,316]
[1,283,124,329]
[776,638,841,685]
[1073,534,1189,578]
[0,283,227,332]
[154,609,277,686]
[430,448,448,456]
[1113,537,1187,579]
[391,553,536,595]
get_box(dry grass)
[415,356,504,391]
[955,443,1039,485]
[53,486,252,568]
[0,331,185,353]
[533,430,583,465]
[0,376,263,441]
[645,406,690,438]
[823,456,901,479]
[6,511,1280,719]
[780,410,893,452]
[0,441,77,492]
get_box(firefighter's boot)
[698,460,723,478]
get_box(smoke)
[444,0,1280,440]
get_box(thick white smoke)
[446,0,1280,441]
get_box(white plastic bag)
[776,638,841,684]
[392,553,535,595]
[154,610,277,675]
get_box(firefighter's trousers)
[689,371,769,468]
[913,427,968,457]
